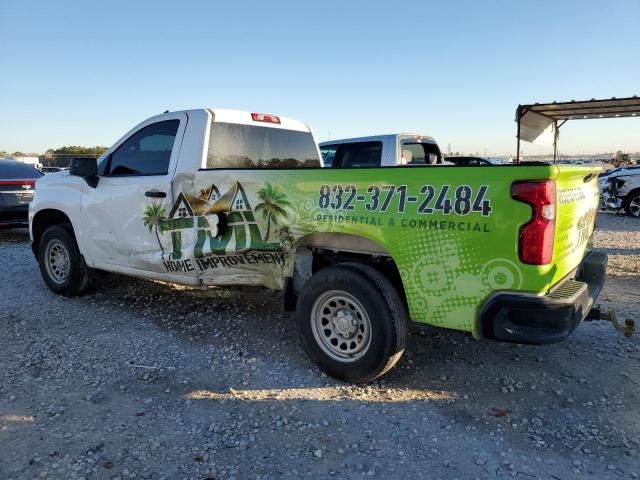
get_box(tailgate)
[551,165,601,284]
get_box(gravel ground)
[1,213,638,480]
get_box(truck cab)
[319,134,443,167]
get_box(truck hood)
[603,168,640,180]
[35,169,80,190]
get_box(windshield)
[207,123,321,169]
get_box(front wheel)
[38,225,91,296]
[623,191,640,217]
[296,263,407,383]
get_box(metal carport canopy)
[515,95,640,162]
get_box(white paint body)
[30,109,318,287]
[602,168,640,211]
[615,175,640,197]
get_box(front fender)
[30,173,84,245]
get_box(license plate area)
[15,193,33,203]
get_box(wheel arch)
[31,209,76,255]
[624,188,640,217]
[625,187,640,199]
[284,232,407,312]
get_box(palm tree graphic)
[255,182,293,241]
[142,203,168,257]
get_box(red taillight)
[510,180,556,265]
[0,179,36,185]
[251,112,281,124]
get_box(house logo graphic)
[169,184,223,219]
[144,181,288,261]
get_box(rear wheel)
[296,263,407,383]
[623,190,640,217]
[38,225,91,296]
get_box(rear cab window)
[327,141,383,168]
[206,123,321,169]
[399,137,442,165]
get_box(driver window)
[107,120,180,176]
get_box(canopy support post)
[516,121,521,163]
[553,119,558,163]
[516,106,526,164]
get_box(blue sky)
[1,0,639,156]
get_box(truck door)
[79,113,189,277]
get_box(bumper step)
[478,251,607,344]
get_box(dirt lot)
[1,213,639,480]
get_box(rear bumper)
[0,207,29,228]
[478,251,607,344]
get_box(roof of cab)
[319,133,437,146]
[207,109,312,132]
[149,109,312,133]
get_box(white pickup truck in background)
[319,134,443,167]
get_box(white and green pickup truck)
[30,108,608,382]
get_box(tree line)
[1,146,109,167]
[0,150,40,158]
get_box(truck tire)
[296,263,407,383]
[37,224,91,296]
[623,190,640,217]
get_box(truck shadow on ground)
[89,270,639,419]
[4,227,637,407]
[4,228,636,413]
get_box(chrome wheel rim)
[44,239,70,284]
[630,196,640,217]
[311,290,372,362]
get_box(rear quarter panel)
[166,165,564,334]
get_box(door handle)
[145,190,167,198]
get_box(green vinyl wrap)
[155,164,601,335]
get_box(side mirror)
[69,157,99,188]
